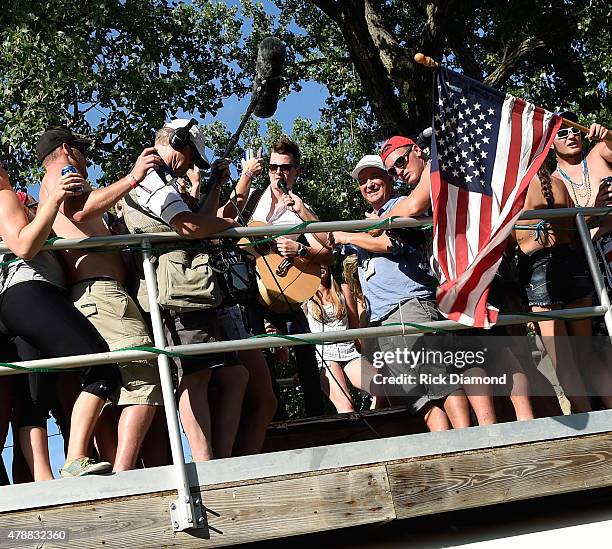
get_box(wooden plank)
[5,410,612,514]
[0,465,395,548]
[388,431,612,519]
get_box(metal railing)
[0,207,611,531]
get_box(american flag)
[430,67,561,327]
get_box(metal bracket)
[169,495,207,532]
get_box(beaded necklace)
[557,154,591,207]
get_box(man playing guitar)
[245,137,333,417]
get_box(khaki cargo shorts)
[71,278,163,406]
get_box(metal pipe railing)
[0,306,606,376]
[0,206,609,254]
[575,213,612,342]
[140,240,204,531]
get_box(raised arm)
[60,148,162,223]
[171,158,237,238]
[387,168,432,218]
[0,168,80,260]
[218,157,264,219]
[588,124,612,164]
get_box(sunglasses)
[556,127,581,139]
[268,163,297,173]
[386,145,414,176]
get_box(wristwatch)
[297,243,309,258]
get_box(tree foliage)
[259,0,611,138]
[0,0,243,186]
[1,0,610,217]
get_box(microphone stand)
[197,79,267,210]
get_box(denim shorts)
[519,245,594,307]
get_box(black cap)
[558,110,579,123]
[36,127,92,162]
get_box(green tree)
[254,0,611,139]
[0,0,243,187]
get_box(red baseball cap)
[380,136,416,164]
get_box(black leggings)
[0,281,120,400]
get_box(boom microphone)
[252,37,286,118]
[417,126,432,146]
[197,37,286,208]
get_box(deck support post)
[141,240,207,533]
[575,213,612,342]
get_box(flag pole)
[413,52,606,138]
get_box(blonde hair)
[309,271,346,323]
[342,255,363,304]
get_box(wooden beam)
[388,432,612,519]
[4,410,612,514]
[0,465,395,548]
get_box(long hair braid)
[538,166,555,209]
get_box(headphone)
[169,118,198,151]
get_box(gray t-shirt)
[0,250,66,296]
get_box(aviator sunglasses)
[386,145,414,176]
[268,163,297,173]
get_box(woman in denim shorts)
[516,168,612,412]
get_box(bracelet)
[243,170,254,180]
[127,173,139,189]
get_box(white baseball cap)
[165,118,210,169]
[351,154,387,180]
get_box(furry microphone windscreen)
[252,37,286,118]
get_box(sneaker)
[60,457,112,478]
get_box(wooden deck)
[2,410,612,548]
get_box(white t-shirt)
[135,169,190,225]
[250,185,310,242]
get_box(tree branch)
[485,37,546,87]
[451,39,484,80]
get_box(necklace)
[557,154,591,207]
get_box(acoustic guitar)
[239,221,321,313]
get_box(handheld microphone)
[252,37,286,119]
[277,178,288,195]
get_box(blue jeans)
[519,245,594,307]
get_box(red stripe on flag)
[529,107,544,162]
[478,194,492,252]
[431,171,450,282]
[443,237,509,321]
[501,99,525,208]
[542,115,560,155]
[454,187,469,274]
[472,291,488,327]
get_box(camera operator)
[122,118,248,460]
